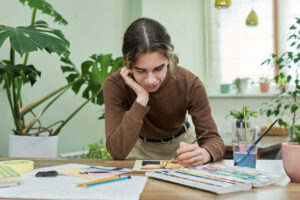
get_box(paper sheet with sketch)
[0,164,147,200]
[57,165,133,179]
[133,160,183,171]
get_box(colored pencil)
[77,175,120,187]
[85,176,131,187]
[243,106,249,142]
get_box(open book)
[146,163,283,194]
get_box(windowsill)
[208,93,277,98]
[207,84,298,98]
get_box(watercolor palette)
[146,163,284,194]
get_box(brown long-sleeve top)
[103,66,225,160]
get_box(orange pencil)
[77,175,120,187]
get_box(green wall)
[0,0,206,156]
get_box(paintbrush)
[162,130,208,168]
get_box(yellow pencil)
[77,175,120,187]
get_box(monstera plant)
[0,0,72,136]
[0,0,124,138]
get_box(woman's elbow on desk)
[106,142,129,160]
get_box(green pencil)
[243,106,249,143]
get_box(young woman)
[103,18,225,166]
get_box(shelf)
[208,93,276,98]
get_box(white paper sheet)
[0,164,147,200]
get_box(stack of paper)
[0,165,21,188]
[0,164,147,200]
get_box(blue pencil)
[85,176,131,187]
[234,119,278,166]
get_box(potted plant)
[80,139,112,159]
[0,0,123,157]
[233,77,251,94]
[261,18,300,182]
[228,106,258,129]
[258,76,270,93]
[0,0,71,157]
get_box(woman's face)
[132,51,168,92]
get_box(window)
[279,0,300,84]
[206,0,274,86]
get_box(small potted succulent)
[258,76,270,93]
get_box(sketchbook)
[146,163,284,194]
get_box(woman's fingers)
[120,67,149,106]
[120,67,141,91]
[177,142,198,154]
[178,149,203,164]
[177,145,211,166]
[120,67,133,84]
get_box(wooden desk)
[222,135,288,158]
[0,158,299,200]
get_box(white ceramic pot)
[9,134,58,158]
[240,79,249,94]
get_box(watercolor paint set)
[146,163,283,194]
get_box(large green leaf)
[99,54,112,85]
[60,54,124,118]
[0,63,41,86]
[111,57,124,73]
[0,20,70,57]
[91,62,102,85]
[19,0,68,25]
[291,104,298,113]
[81,60,93,75]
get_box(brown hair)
[122,18,179,78]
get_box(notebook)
[0,165,21,188]
[146,163,284,194]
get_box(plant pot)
[220,84,230,94]
[9,134,58,158]
[259,82,270,93]
[282,142,300,182]
[240,79,249,94]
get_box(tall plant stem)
[52,87,102,136]
[291,112,296,139]
[17,8,38,126]
[5,75,19,131]
[9,48,22,132]
[23,8,37,66]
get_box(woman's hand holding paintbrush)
[162,130,209,168]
